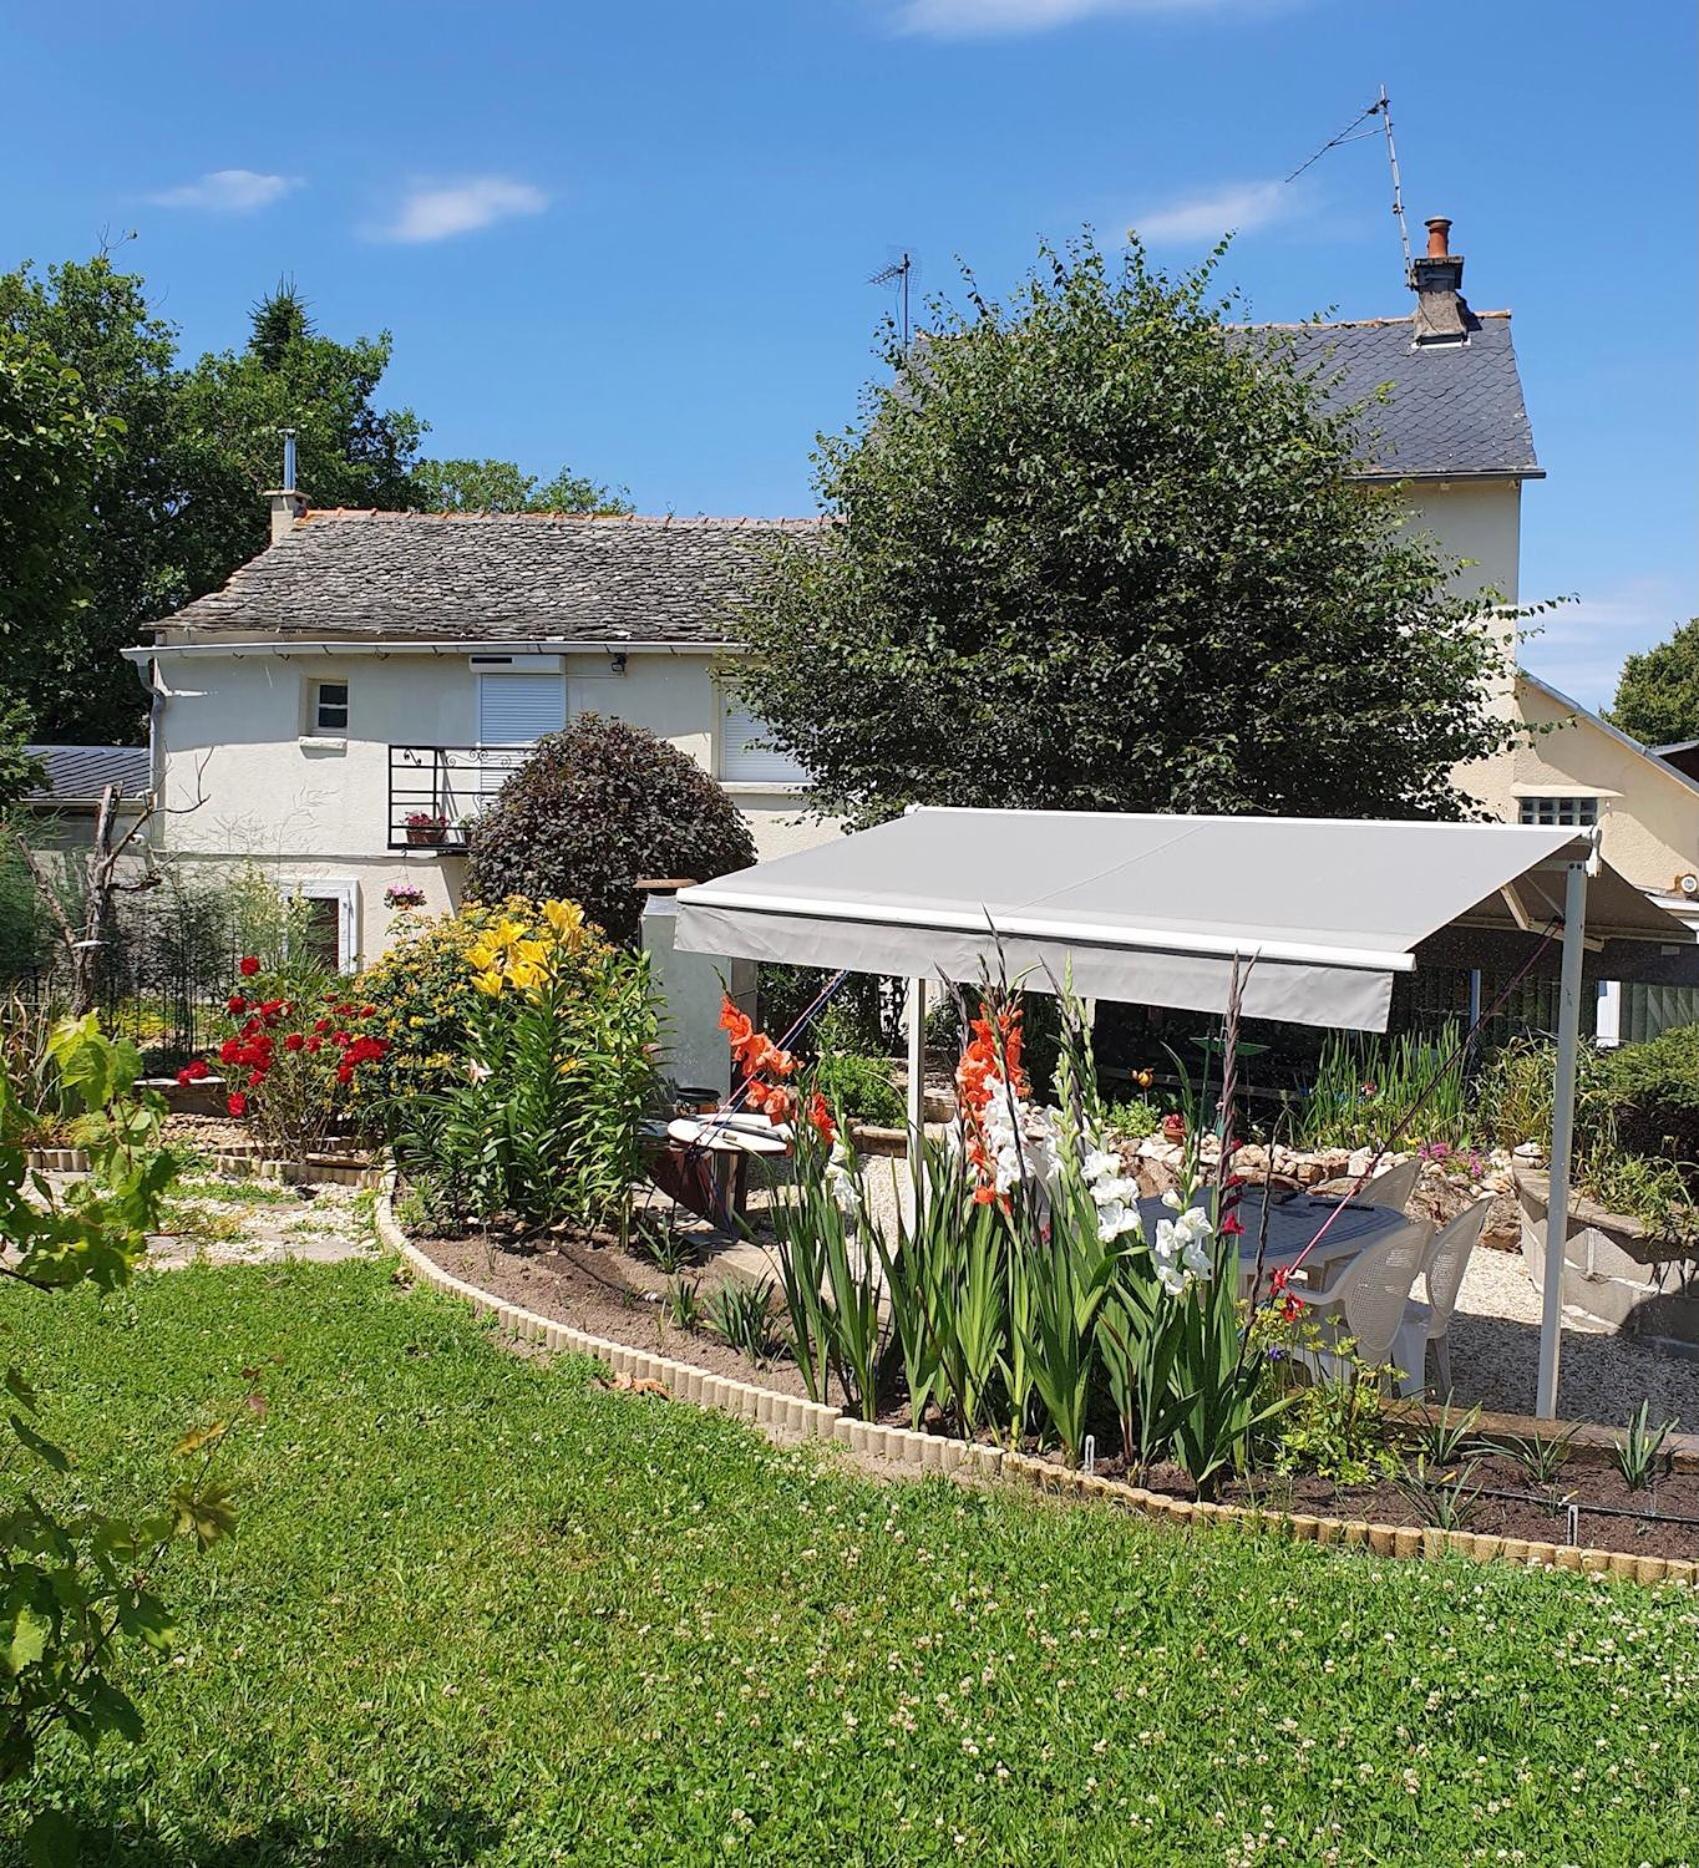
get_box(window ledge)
[719,780,811,796]
[298,735,347,754]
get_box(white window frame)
[288,879,359,974]
[311,678,350,736]
[1517,795,1599,829]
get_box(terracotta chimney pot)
[1425,216,1452,259]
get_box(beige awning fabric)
[674,808,1693,1032]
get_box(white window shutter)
[479,673,565,746]
[721,700,807,784]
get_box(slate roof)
[156,310,1536,648]
[1247,310,1541,482]
[25,745,150,802]
[158,512,827,645]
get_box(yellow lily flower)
[472,969,505,997]
[506,960,545,993]
[467,941,500,972]
[542,900,585,937]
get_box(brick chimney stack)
[1408,215,1471,345]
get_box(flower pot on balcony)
[405,823,448,847]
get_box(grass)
[10,1262,1699,1866]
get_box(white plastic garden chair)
[1288,1217,1434,1397]
[1364,1154,1422,1214]
[1397,1196,1493,1399]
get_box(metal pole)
[1536,860,1588,1418]
[907,976,928,1217]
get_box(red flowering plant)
[719,995,886,1417]
[190,954,389,1162]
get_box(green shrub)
[465,715,755,943]
[813,1049,902,1125]
[1103,1095,1163,1138]
[1601,1024,1699,1163]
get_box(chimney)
[263,428,307,544]
[1408,215,1472,345]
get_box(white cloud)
[1132,178,1292,245]
[375,177,548,244]
[889,0,1266,38]
[146,169,299,213]
[1521,577,1698,714]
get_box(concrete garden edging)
[1516,1168,1699,1358]
[373,1177,1698,1592]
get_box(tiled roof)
[26,744,150,802]
[1247,310,1540,481]
[159,512,828,644]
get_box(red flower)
[334,1003,357,1018]
[219,1038,241,1065]
[238,955,261,977]
[335,1063,353,1086]
[176,1068,192,1087]
[805,1090,836,1145]
[227,995,247,1015]
[1162,1113,1187,1143]
[248,1069,267,1090]
[186,1058,209,1082]
[312,1018,331,1035]
[284,1032,305,1053]
[226,1092,248,1118]
[359,1004,376,1019]
[1221,1212,1244,1237]
[306,1037,323,1055]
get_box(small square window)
[313,680,349,734]
[1518,795,1598,829]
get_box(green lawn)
[11,1261,1699,1866]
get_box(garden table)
[1136,1190,1411,1299]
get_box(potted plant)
[405,810,449,848]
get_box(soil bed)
[408,1225,1699,1563]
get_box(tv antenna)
[1283,83,1411,274]
[870,249,917,350]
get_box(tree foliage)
[464,715,755,942]
[1605,618,1699,748]
[737,236,1516,827]
[0,257,628,741]
[0,1018,233,1845]
[408,456,633,515]
[0,322,115,735]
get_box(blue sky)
[6,0,1694,709]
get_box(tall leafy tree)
[173,283,425,594]
[0,256,182,740]
[738,236,1516,827]
[1606,619,1699,747]
[409,457,633,514]
[0,320,117,736]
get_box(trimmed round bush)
[464,715,756,943]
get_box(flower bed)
[382,1185,1699,1582]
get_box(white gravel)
[1446,1244,1699,1429]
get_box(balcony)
[388,744,531,851]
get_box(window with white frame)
[1518,795,1599,829]
[312,679,349,734]
[720,697,808,785]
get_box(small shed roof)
[676,809,1687,1033]
[25,745,150,804]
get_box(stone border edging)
[372,1176,1697,1591]
[27,1146,380,1188]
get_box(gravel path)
[1447,1245,1699,1429]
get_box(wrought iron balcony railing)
[387,744,531,851]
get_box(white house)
[129,214,1574,973]
[130,512,829,966]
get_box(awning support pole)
[907,976,927,1217]
[1536,859,1589,1419]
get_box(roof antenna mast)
[870,249,916,352]
[1377,83,1413,278]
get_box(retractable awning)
[675,808,1688,1034]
